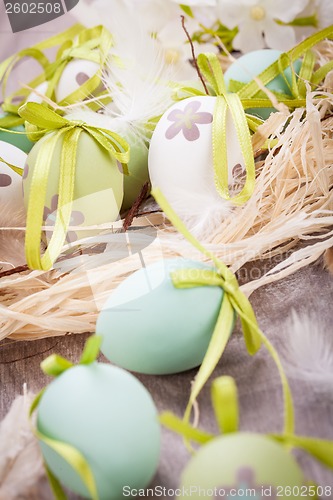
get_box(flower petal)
[166,122,182,140]
[167,108,183,122]
[183,123,200,141]
[232,20,265,52]
[194,112,213,124]
[264,20,297,52]
[268,0,309,23]
[217,0,248,29]
[184,100,202,114]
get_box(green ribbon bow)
[161,375,333,487]
[0,24,112,123]
[19,102,130,271]
[30,336,102,500]
[152,188,294,436]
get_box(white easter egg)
[148,96,245,212]
[0,141,26,211]
[56,59,101,103]
[26,82,49,104]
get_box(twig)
[122,182,150,232]
[0,265,29,279]
[181,15,209,95]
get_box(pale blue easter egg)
[224,49,302,120]
[97,258,229,375]
[37,362,160,500]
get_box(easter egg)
[23,130,123,243]
[0,141,26,211]
[56,59,102,103]
[0,113,33,154]
[180,433,306,499]
[224,49,302,120]
[66,110,149,211]
[26,82,49,105]
[97,258,229,375]
[148,96,245,212]
[37,362,160,500]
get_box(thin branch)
[181,15,209,95]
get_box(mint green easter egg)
[65,110,150,212]
[23,130,123,243]
[37,362,160,500]
[0,113,33,153]
[180,433,305,500]
[97,258,229,375]
[224,50,302,120]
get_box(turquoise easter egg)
[224,49,302,120]
[97,258,229,375]
[23,129,123,242]
[37,362,160,500]
[180,433,306,499]
[0,113,33,153]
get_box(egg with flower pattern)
[0,141,26,212]
[148,96,246,214]
[180,433,306,500]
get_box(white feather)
[281,311,333,382]
[0,389,45,499]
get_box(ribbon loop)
[20,102,130,271]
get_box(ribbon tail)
[44,463,68,500]
[184,297,235,425]
[160,412,213,445]
[271,434,333,469]
[211,376,239,435]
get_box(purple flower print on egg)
[43,194,85,243]
[215,468,277,500]
[165,101,213,142]
[0,173,12,187]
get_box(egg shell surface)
[0,140,26,211]
[97,258,228,375]
[65,110,150,211]
[37,362,161,500]
[56,59,102,103]
[180,433,305,499]
[23,130,123,242]
[148,96,245,209]
[224,49,302,120]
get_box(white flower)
[294,0,333,42]
[171,0,217,6]
[217,0,309,52]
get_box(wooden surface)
[1,259,333,499]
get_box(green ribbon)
[152,188,294,436]
[0,24,112,122]
[30,336,102,500]
[196,53,256,205]
[0,155,23,176]
[19,102,130,271]
[161,375,333,481]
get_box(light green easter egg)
[37,362,160,500]
[180,433,305,499]
[0,112,33,153]
[65,110,150,212]
[224,49,302,120]
[97,258,230,375]
[23,130,123,242]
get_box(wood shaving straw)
[1,48,333,340]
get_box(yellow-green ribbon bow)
[195,53,256,205]
[30,336,102,500]
[161,375,333,479]
[0,24,85,119]
[0,24,112,120]
[153,188,294,436]
[19,102,130,271]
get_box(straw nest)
[1,44,332,341]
